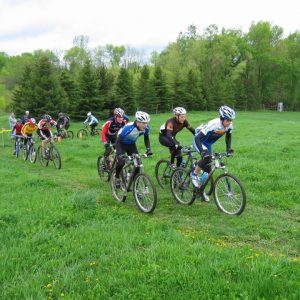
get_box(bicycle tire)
[50,145,61,169]
[93,128,101,136]
[29,145,37,163]
[110,169,127,203]
[67,131,74,139]
[22,144,28,161]
[77,129,88,139]
[15,139,21,158]
[37,145,49,167]
[155,159,172,189]
[133,173,157,213]
[213,173,246,215]
[97,155,110,182]
[170,167,195,205]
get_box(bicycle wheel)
[93,128,101,136]
[77,129,88,139]
[67,131,74,139]
[50,145,61,169]
[38,145,49,167]
[110,169,127,202]
[133,173,157,213]
[170,167,195,205]
[97,155,110,182]
[213,173,246,215]
[29,145,37,163]
[155,159,172,189]
[15,139,21,158]
[22,144,29,161]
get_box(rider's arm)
[225,131,232,152]
[185,120,195,135]
[144,132,151,152]
[101,121,110,143]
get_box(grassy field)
[0,111,299,299]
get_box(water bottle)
[180,159,186,168]
[200,171,208,184]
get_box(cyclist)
[21,118,38,147]
[190,105,235,198]
[12,118,23,155]
[37,114,57,156]
[56,112,70,136]
[159,107,195,168]
[101,108,127,168]
[115,111,152,188]
[84,112,98,135]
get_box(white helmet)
[173,107,186,115]
[114,107,125,117]
[87,112,92,116]
[135,111,150,123]
[219,106,235,120]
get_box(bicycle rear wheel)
[110,169,127,202]
[15,139,21,158]
[50,145,61,169]
[213,173,246,215]
[170,167,195,205]
[38,145,49,167]
[155,159,172,189]
[22,144,28,161]
[29,145,37,163]
[133,173,157,213]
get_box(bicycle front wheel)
[67,131,74,139]
[213,174,246,215]
[50,146,61,169]
[155,159,172,189]
[133,173,157,213]
[97,155,110,182]
[29,145,37,163]
[37,146,49,167]
[170,167,195,205]
[22,144,28,161]
[77,129,88,139]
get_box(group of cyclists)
[11,105,236,202]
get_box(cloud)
[1,0,299,56]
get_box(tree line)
[0,21,299,119]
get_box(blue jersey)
[84,115,98,125]
[118,122,150,145]
[193,118,233,153]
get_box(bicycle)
[54,126,74,139]
[22,136,37,163]
[76,124,101,139]
[97,145,116,182]
[170,152,246,215]
[110,153,157,213]
[37,139,61,169]
[155,146,213,192]
[13,135,24,158]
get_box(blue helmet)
[43,114,52,122]
[219,106,235,120]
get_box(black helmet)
[43,114,52,122]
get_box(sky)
[1,0,299,57]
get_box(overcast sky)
[1,0,299,56]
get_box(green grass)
[0,111,299,299]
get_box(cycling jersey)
[117,121,150,145]
[193,118,233,154]
[13,123,23,135]
[84,115,98,125]
[160,117,194,136]
[21,122,38,136]
[38,119,57,131]
[102,118,126,143]
[57,116,70,129]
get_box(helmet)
[16,118,22,123]
[114,107,125,117]
[219,106,235,120]
[28,118,36,124]
[135,111,150,123]
[43,114,52,122]
[87,112,92,116]
[58,112,64,117]
[173,107,187,115]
